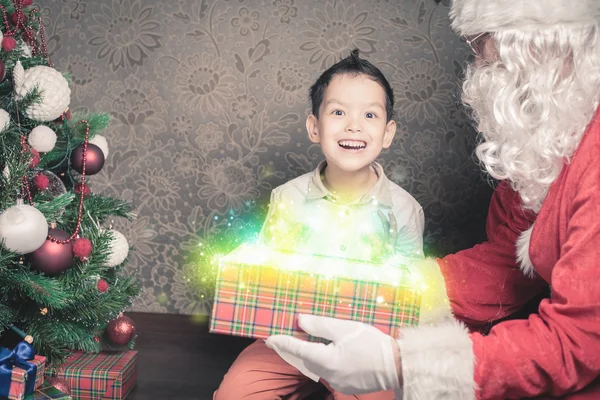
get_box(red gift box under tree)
[47,351,137,400]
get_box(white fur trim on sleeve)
[398,320,476,400]
[516,224,536,278]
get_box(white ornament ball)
[0,199,48,254]
[28,125,57,153]
[89,135,109,158]
[0,109,10,132]
[13,61,71,122]
[105,229,129,267]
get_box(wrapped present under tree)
[24,383,71,400]
[0,340,46,400]
[46,351,137,400]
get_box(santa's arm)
[399,173,600,398]
[399,182,550,398]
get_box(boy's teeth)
[338,140,366,149]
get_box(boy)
[214,49,423,400]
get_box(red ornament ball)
[107,315,136,345]
[1,36,16,51]
[72,237,92,260]
[93,335,101,343]
[97,279,109,293]
[33,174,49,191]
[29,149,40,168]
[10,11,27,26]
[74,182,91,197]
[23,0,33,6]
[46,377,71,396]
[70,143,105,175]
[29,228,73,276]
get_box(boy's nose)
[345,119,362,133]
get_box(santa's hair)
[462,24,600,212]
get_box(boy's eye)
[365,112,375,118]
[333,110,344,116]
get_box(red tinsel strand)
[11,0,26,33]
[39,19,49,65]
[0,2,52,66]
[26,9,51,65]
[18,135,34,206]
[21,175,33,206]
[3,1,26,38]
[48,120,90,244]
[0,7,12,35]
[19,134,27,151]
[0,4,19,37]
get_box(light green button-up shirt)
[260,161,424,263]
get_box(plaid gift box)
[210,244,423,341]
[3,355,46,400]
[49,351,137,400]
[24,383,71,400]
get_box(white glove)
[266,314,402,396]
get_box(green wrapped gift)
[24,384,72,400]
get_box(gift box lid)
[220,243,426,287]
[53,351,137,399]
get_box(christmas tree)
[0,0,141,366]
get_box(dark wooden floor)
[126,312,253,400]
[125,312,329,400]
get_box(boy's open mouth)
[338,140,367,151]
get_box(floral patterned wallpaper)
[42,0,493,315]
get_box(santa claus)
[266,0,600,398]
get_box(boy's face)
[306,73,396,174]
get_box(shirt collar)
[306,161,393,207]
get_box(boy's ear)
[382,119,396,148]
[306,114,320,144]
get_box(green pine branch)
[0,266,71,308]
[0,303,14,334]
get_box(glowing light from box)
[187,197,435,299]
[215,243,431,295]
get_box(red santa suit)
[393,1,600,399]
[445,105,600,399]
[399,103,600,399]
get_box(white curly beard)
[462,27,600,213]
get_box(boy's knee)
[214,370,281,400]
[213,382,246,400]
[213,375,242,400]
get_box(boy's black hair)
[309,48,395,122]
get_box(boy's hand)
[266,315,402,396]
[377,210,398,250]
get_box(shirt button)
[340,245,346,251]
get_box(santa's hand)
[265,314,401,395]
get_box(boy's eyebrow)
[324,98,385,110]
